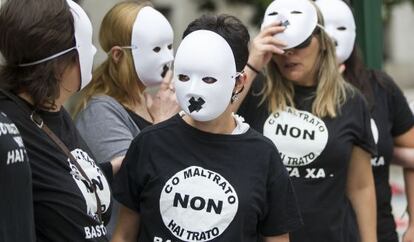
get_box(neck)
[183,107,236,134]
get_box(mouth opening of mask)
[161,65,169,78]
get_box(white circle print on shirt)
[264,107,329,166]
[68,149,111,221]
[159,166,239,242]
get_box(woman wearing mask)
[315,1,414,241]
[238,0,377,241]
[0,0,112,240]
[111,14,302,242]
[73,2,178,166]
[72,2,179,235]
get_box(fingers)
[160,70,173,90]
[259,22,287,40]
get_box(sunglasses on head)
[289,26,322,50]
[293,34,313,49]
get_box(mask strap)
[234,70,245,79]
[18,46,77,67]
[316,24,326,32]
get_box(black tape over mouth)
[188,97,205,113]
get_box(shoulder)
[136,115,179,139]
[77,95,128,120]
[369,69,403,96]
[86,95,124,110]
[343,83,368,107]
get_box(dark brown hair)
[0,0,77,109]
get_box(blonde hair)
[72,1,151,118]
[261,5,353,118]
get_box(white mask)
[18,0,96,91]
[67,0,96,90]
[262,0,318,49]
[174,30,238,122]
[131,6,174,87]
[315,0,356,64]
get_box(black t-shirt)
[239,78,376,242]
[366,70,414,241]
[114,114,303,242]
[0,96,112,242]
[124,107,152,130]
[0,112,35,242]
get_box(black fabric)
[114,114,302,242]
[0,95,112,242]
[367,70,414,242]
[124,107,152,130]
[239,78,376,242]
[0,112,35,242]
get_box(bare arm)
[394,128,414,242]
[346,146,377,242]
[263,233,290,242]
[231,23,286,112]
[393,147,414,168]
[403,168,414,242]
[111,205,140,242]
[392,127,414,168]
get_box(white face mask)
[131,6,174,87]
[315,0,356,64]
[67,0,96,90]
[174,30,238,122]
[262,0,318,49]
[18,0,96,91]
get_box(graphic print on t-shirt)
[0,116,27,165]
[159,166,239,242]
[263,107,328,167]
[68,148,111,221]
[370,119,384,167]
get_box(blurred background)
[1,0,413,240]
[75,1,414,240]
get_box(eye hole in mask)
[202,77,217,84]
[268,11,278,16]
[337,26,347,31]
[178,74,190,82]
[291,11,303,14]
[153,46,161,53]
[168,44,173,50]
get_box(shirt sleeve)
[376,71,414,136]
[75,97,139,163]
[352,92,377,156]
[259,149,303,236]
[97,161,113,184]
[112,134,149,212]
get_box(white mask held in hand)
[18,0,97,91]
[315,0,356,64]
[174,30,239,122]
[131,6,174,87]
[261,0,318,49]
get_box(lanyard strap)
[0,89,103,223]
